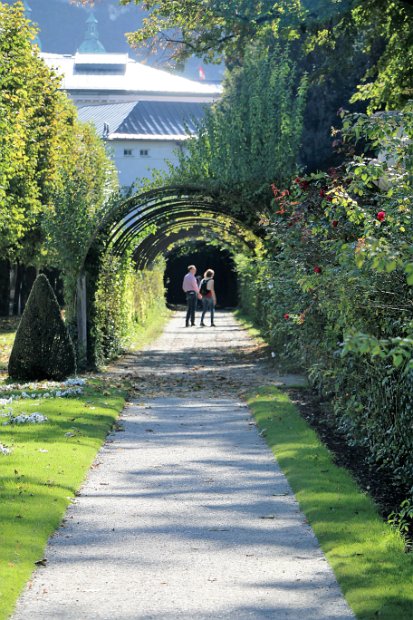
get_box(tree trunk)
[0,260,10,316]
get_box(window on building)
[123,148,133,157]
[140,149,150,157]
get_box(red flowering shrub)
[238,106,413,499]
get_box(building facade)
[41,13,221,188]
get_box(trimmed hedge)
[8,274,76,380]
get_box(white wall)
[109,139,185,188]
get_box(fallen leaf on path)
[35,558,47,566]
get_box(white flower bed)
[0,378,86,402]
[4,412,48,426]
[0,377,86,393]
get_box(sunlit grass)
[126,304,172,351]
[0,378,127,620]
[248,386,413,619]
[233,309,266,344]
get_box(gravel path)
[12,311,354,619]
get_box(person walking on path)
[182,264,201,327]
[200,268,216,327]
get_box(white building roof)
[41,52,222,98]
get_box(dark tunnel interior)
[164,243,238,307]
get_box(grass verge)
[127,305,172,352]
[0,377,127,620]
[233,309,266,344]
[248,386,413,620]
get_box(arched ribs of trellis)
[85,184,261,271]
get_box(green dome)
[78,11,106,54]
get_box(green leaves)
[117,0,303,65]
[171,46,307,215]
[0,2,117,318]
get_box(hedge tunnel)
[79,184,263,363]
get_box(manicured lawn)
[0,378,127,620]
[248,386,413,619]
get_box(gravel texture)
[12,312,354,619]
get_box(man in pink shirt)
[182,264,200,327]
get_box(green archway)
[81,184,263,364]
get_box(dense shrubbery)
[93,253,166,363]
[171,46,307,217]
[8,275,76,380]
[238,106,413,498]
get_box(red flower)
[332,220,339,228]
[300,180,309,190]
[271,183,278,197]
[294,177,301,184]
[313,265,322,274]
[319,189,326,198]
[325,195,333,202]
[377,211,386,222]
[283,313,290,320]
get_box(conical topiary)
[8,274,76,380]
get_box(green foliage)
[118,0,303,66]
[115,0,413,121]
[42,121,118,324]
[171,46,307,215]
[8,275,76,381]
[0,1,117,328]
[93,253,166,364]
[0,1,60,261]
[349,0,413,111]
[238,107,413,497]
[388,499,413,549]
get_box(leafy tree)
[0,1,60,261]
[110,0,412,111]
[118,0,303,66]
[170,46,307,216]
[42,115,118,323]
[348,0,413,111]
[8,274,76,380]
[0,2,118,323]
